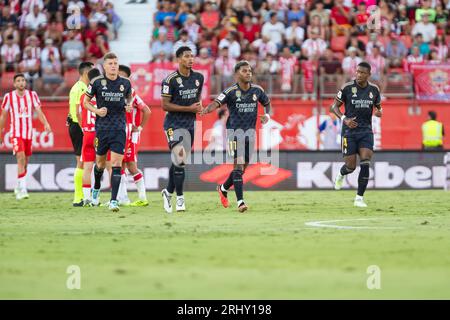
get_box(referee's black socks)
[111,166,122,201]
[93,165,104,190]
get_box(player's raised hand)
[97,107,107,117]
[260,114,269,125]
[375,108,382,118]
[344,117,358,129]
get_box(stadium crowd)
[0,0,122,95]
[151,0,450,98]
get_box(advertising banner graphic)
[412,64,450,102]
[0,152,445,192]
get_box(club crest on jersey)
[236,90,241,101]
[176,77,184,87]
[195,79,200,87]
[120,84,124,92]
[369,91,373,99]
[351,87,357,97]
[252,94,257,101]
[101,79,107,90]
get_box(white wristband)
[265,113,271,121]
[340,115,346,121]
[137,126,143,132]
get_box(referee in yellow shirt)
[68,62,94,206]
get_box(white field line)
[305,218,404,230]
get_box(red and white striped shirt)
[1,44,21,63]
[366,54,386,76]
[126,89,146,140]
[1,90,41,139]
[279,56,298,90]
[79,93,96,132]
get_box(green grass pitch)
[1,190,450,299]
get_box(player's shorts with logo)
[123,140,138,163]
[341,132,374,156]
[12,137,32,156]
[164,127,195,151]
[227,134,256,164]
[95,129,126,156]
[80,131,96,162]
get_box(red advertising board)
[412,64,450,102]
[129,62,211,104]
[1,100,450,152]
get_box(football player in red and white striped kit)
[0,73,52,199]
[117,65,151,207]
[79,68,101,206]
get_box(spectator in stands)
[279,46,299,92]
[342,47,362,82]
[307,14,327,40]
[41,41,63,91]
[431,34,449,62]
[86,34,109,59]
[84,18,108,44]
[90,2,108,25]
[285,19,305,48]
[262,12,286,49]
[175,1,192,26]
[24,34,41,59]
[184,14,200,44]
[150,32,173,60]
[200,1,220,32]
[173,30,197,56]
[154,16,179,42]
[301,29,327,59]
[345,33,366,57]
[428,49,442,63]
[196,47,214,68]
[237,14,261,46]
[435,1,448,31]
[153,50,171,64]
[404,45,424,72]
[242,49,258,70]
[257,53,280,75]
[366,46,387,99]
[252,34,278,60]
[1,34,20,73]
[106,2,122,40]
[319,48,342,90]
[330,0,352,37]
[218,31,241,59]
[412,13,437,44]
[62,30,85,70]
[2,22,20,44]
[366,32,385,56]
[44,18,64,47]
[19,46,40,86]
[154,0,176,26]
[386,36,408,68]
[287,1,306,26]
[214,47,236,88]
[309,1,330,28]
[354,1,369,35]
[415,0,436,22]
[394,4,411,35]
[412,33,431,56]
[0,6,18,28]
[24,4,47,34]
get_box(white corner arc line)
[305,218,403,230]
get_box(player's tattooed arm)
[330,98,357,129]
[200,101,220,116]
[83,94,107,117]
[162,96,201,113]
